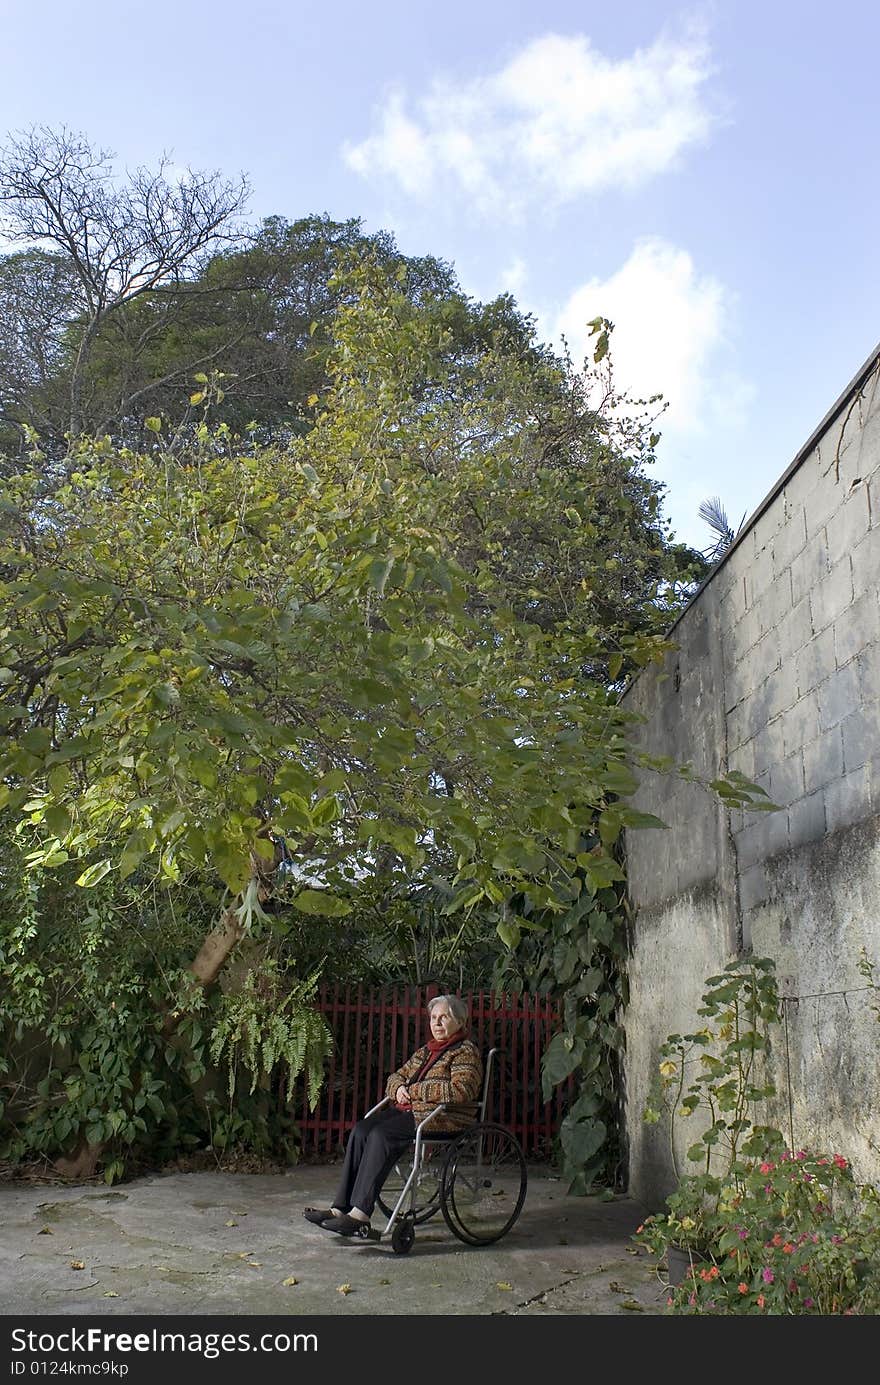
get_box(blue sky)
[3,0,879,548]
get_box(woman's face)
[429,1002,462,1041]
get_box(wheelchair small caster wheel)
[391,1216,415,1254]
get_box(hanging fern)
[209,960,332,1106]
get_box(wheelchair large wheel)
[440,1123,528,1246]
[377,1151,442,1225]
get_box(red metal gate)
[291,984,571,1159]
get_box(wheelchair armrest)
[413,1101,480,1136]
[413,1104,453,1135]
[363,1096,391,1119]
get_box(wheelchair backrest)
[477,1046,499,1121]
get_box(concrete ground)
[0,1163,670,1316]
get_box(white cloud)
[547,239,757,545]
[549,238,751,435]
[343,26,714,215]
[498,255,528,300]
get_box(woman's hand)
[396,1085,411,1104]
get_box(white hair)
[428,993,469,1027]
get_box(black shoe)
[321,1212,371,1237]
[303,1207,335,1226]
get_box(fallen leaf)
[246,1261,262,1268]
[625,1246,639,1255]
[282,1276,299,1287]
[38,1227,53,1235]
[377,1278,391,1285]
[337,1283,352,1295]
[621,1300,644,1312]
[225,1220,238,1227]
[69,1260,85,1271]
[237,1252,254,1260]
[608,1281,625,1293]
[495,1281,512,1291]
[102,1292,119,1298]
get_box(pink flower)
[833,1154,848,1170]
[762,1267,775,1283]
[782,1242,795,1254]
[804,1297,815,1308]
[757,1294,766,1308]
[795,1150,807,1161]
[760,1161,775,1173]
[738,1282,749,1294]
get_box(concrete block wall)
[622,350,880,1205]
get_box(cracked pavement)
[0,1165,669,1316]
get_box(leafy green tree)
[84,214,462,442]
[0,249,82,450]
[0,255,767,1175]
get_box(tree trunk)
[188,905,247,987]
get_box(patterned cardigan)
[385,1037,483,1133]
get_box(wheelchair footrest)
[357,1224,382,1241]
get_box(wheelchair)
[365,1047,528,1254]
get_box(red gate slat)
[350,983,363,1124]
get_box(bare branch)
[0,125,250,434]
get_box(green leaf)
[119,834,148,880]
[542,1033,586,1096]
[291,889,352,917]
[368,556,395,596]
[560,1115,607,1166]
[496,919,521,949]
[75,860,112,889]
[442,884,484,914]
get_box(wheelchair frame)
[361,1046,529,1254]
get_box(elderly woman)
[303,993,482,1236]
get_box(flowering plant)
[637,1132,880,1313]
[636,955,880,1313]
[638,956,779,1261]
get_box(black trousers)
[332,1106,416,1217]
